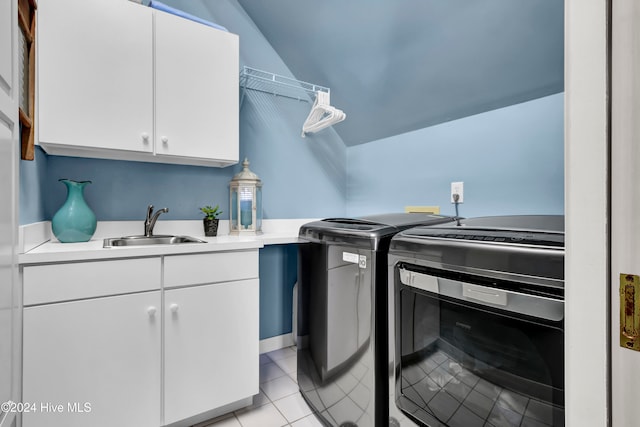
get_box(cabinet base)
[39,142,238,168]
[162,396,253,427]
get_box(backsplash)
[44,155,234,221]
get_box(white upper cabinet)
[37,0,154,154]
[155,11,239,163]
[37,0,239,167]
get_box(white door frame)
[565,0,610,425]
[610,0,640,425]
[0,0,20,426]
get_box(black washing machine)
[297,213,458,427]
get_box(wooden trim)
[18,10,32,43]
[18,0,35,39]
[19,108,34,160]
[19,108,32,128]
[18,0,37,161]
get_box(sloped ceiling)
[236,0,564,146]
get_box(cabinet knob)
[170,303,179,313]
[161,136,169,145]
[141,132,150,143]
[147,306,157,316]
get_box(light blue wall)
[258,244,298,340]
[19,147,48,224]
[44,156,233,221]
[346,93,564,218]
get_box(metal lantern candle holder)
[229,158,263,235]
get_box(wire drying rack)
[239,66,329,107]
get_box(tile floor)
[193,344,562,427]
[193,346,324,427]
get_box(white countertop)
[19,219,317,264]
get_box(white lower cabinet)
[162,251,260,426]
[22,291,162,427]
[21,251,260,427]
[164,279,259,425]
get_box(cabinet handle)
[141,132,150,143]
[147,306,157,316]
[161,136,169,145]
[170,303,179,313]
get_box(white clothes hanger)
[303,106,345,134]
[301,91,346,137]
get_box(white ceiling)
[236,0,564,146]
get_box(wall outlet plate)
[451,181,464,203]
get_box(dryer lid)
[402,215,565,247]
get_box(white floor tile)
[273,392,313,423]
[260,353,272,365]
[266,346,297,361]
[235,402,288,427]
[261,374,300,401]
[291,413,325,427]
[273,353,297,374]
[260,361,287,383]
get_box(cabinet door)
[37,0,153,153]
[155,11,239,162]
[164,279,258,425]
[0,0,13,110]
[22,292,162,427]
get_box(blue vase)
[51,179,97,243]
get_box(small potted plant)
[199,205,223,237]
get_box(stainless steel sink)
[103,235,207,248]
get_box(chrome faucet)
[144,205,169,237]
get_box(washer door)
[395,264,565,427]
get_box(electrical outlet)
[451,181,464,203]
